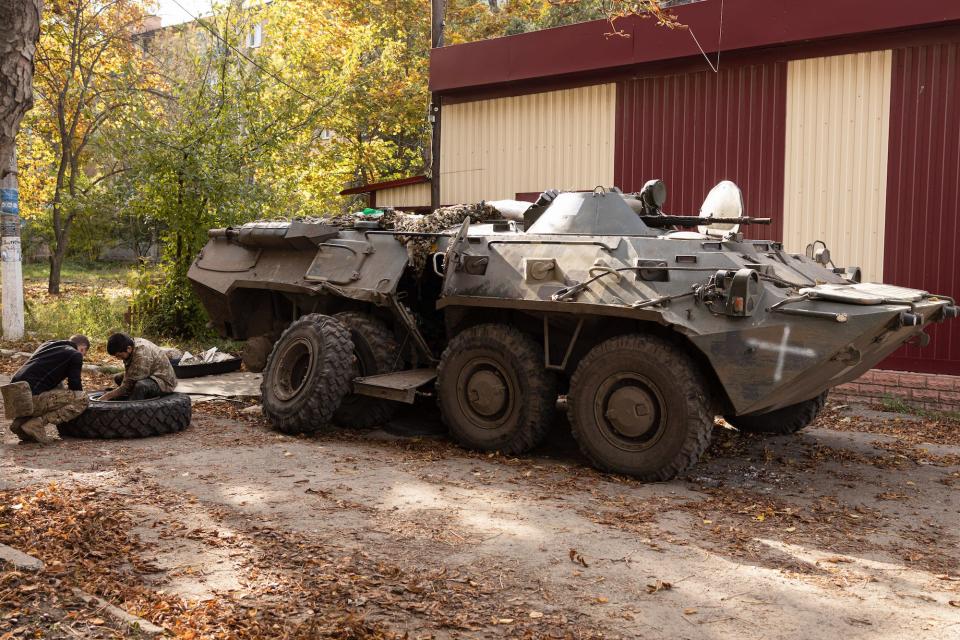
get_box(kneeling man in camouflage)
[7,335,90,443]
[101,333,176,401]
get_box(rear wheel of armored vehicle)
[567,334,713,481]
[437,324,557,455]
[333,312,402,428]
[261,314,354,434]
[725,392,827,435]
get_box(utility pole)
[0,149,24,340]
[429,0,445,210]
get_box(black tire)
[261,314,354,434]
[242,335,274,373]
[437,324,557,455]
[725,392,827,435]
[567,334,713,481]
[173,357,242,379]
[57,392,192,439]
[333,312,402,428]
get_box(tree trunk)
[48,248,64,295]
[0,0,41,162]
[0,0,42,340]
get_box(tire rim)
[273,336,316,402]
[455,356,516,429]
[593,372,667,451]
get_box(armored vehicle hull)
[189,188,958,480]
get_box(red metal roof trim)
[882,42,960,376]
[431,0,960,94]
[339,175,430,196]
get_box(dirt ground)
[1,369,959,639]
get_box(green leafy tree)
[28,0,152,293]
[122,1,330,336]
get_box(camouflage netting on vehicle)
[392,203,499,274]
[319,202,499,275]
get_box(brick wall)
[831,369,960,412]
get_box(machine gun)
[638,215,772,228]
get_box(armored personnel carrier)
[188,182,959,480]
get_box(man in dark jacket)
[9,335,90,444]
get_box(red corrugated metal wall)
[614,62,788,242]
[883,42,960,375]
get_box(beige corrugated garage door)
[440,84,616,204]
[783,51,892,281]
[376,182,431,208]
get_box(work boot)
[19,417,53,444]
[9,417,35,442]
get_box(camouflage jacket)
[119,338,177,394]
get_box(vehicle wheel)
[261,314,354,434]
[725,392,827,435]
[567,334,713,481]
[437,324,557,455]
[243,335,274,373]
[57,392,192,439]
[333,312,402,428]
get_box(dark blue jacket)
[12,340,83,395]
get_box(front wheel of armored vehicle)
[333,312,402,428]
[568,335,713,481]
[437,324,557,455]
[261,314,354,434]
[724,392,827,435]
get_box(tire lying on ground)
[261,313,355,434]
[173,357,242,379]
[724,392,828,435]
[333,312,403,428]
[57,392,192,439]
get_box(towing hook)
[898,311,922,327]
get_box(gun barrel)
[640,216,772,228]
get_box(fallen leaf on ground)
[568,548,588,568]
[646,580,672,594]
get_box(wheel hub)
[466,370,507,416]
[604,386,657,437]
[274,338,315,402]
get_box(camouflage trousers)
[29,389,89,426]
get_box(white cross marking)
[745,326,817,382]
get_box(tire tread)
[57,393,192,439]
[567,334,713,481]
[438,324,556,455]
[725,393,827,435]
[333,312,401,428]
[261,314,354,435]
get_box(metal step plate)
[352,368,438,404]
